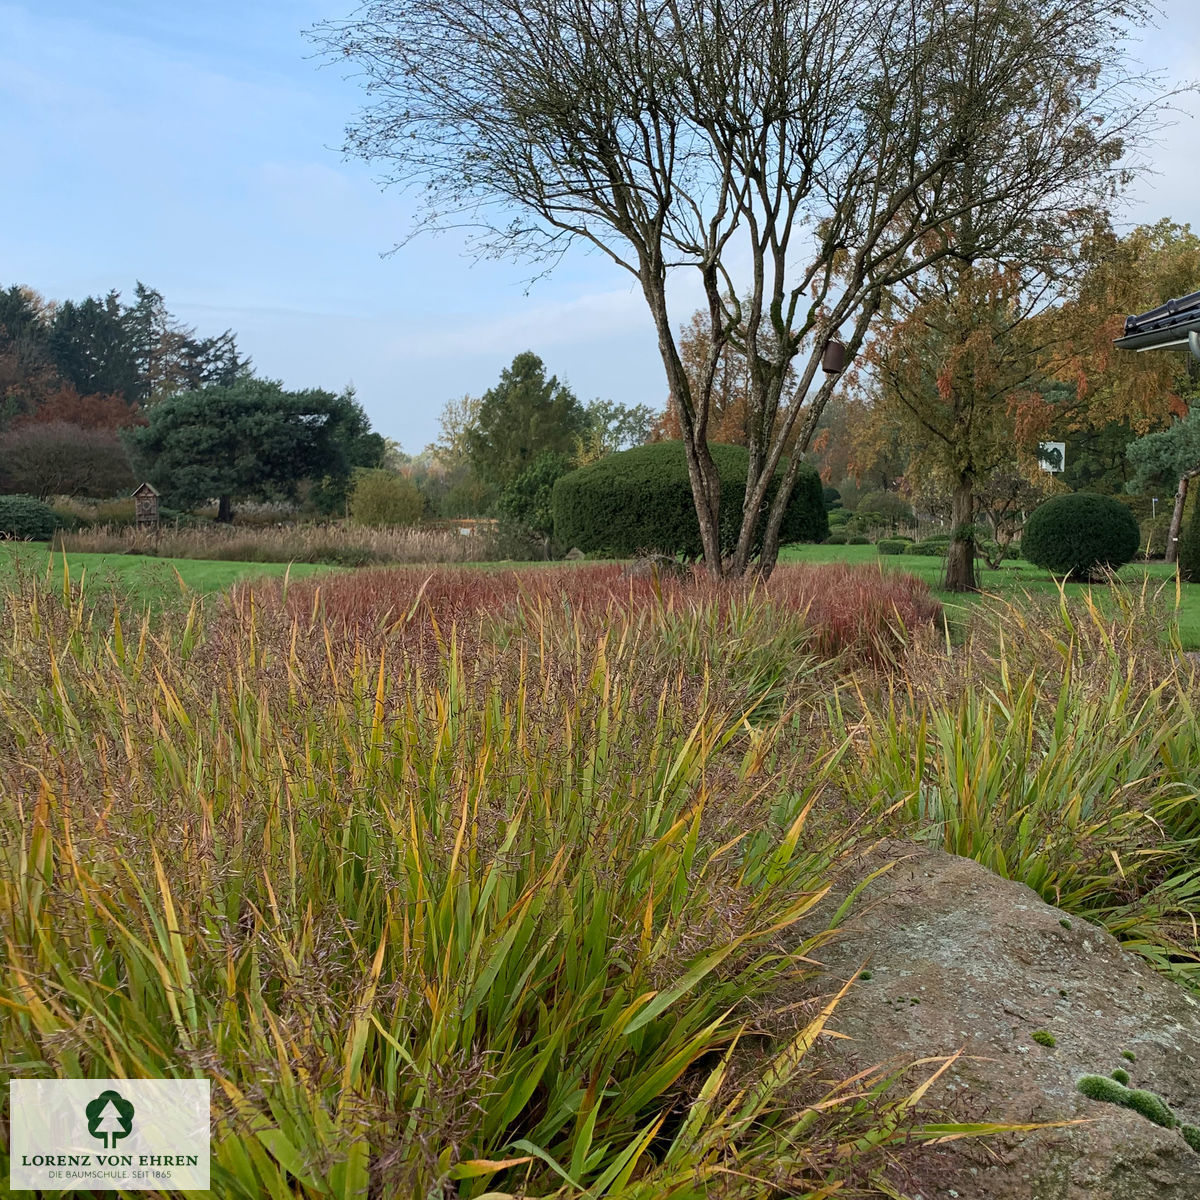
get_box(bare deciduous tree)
[314,0,1164,575]
[0,422,134,499]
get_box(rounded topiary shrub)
[1023,493,1140,581]
[0,494,60,541]
[876,538,910,556]
[551,441,827,560]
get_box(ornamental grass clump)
[56,518,506,564]
[835,577,1200,989]
[243,561,942,673]
[0,562,973,1197]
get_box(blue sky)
[3,2,1198,449]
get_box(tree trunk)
[217,495,233,523]
[755,443,809,579]
[943,477,978,593]
[1165,472,1196,564]
[682,429,724,573]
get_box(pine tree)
[465,352,589,489]
[47,292,139,401]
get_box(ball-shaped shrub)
[876,538,911,556]
[0,494,60,541]
[551,441,827,560]
[1023,493,1140,581]
[349,469,425,527]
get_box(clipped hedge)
[1023,493,1140,581]
[1180,507,1200,584]
[848,535,870,545]
[876,538,911,556]
[552,441,828,560]
[0,494,60,541]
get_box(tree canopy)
[1128,406,1200,494]
[125,378,368,521]
[314,0,1165,576]
[867,258,1055,590]
[0,280,248,430]
[466,352,590,489]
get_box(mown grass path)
[0,542,331,610]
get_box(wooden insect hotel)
[132,482,160,528]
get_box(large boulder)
[794,842,1200,1199]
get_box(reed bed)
[54,520,502,566]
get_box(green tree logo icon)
[85,1090,135,1149]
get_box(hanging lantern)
[821,338,846,375]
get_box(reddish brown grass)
[235,561,941,669]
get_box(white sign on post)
[1038,442,1065,473]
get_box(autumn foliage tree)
[651,309,795,449]
[16,388,142,431]
[1037,221,1200,559]
[807,390,909,496]
[1040,221,1200,433]
[869,260,1053,591]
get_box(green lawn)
[779,542,1200,649]
[0,543,332,611]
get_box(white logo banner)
[10,1079,210,1191]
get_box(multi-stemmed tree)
[315,0,1166,576]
